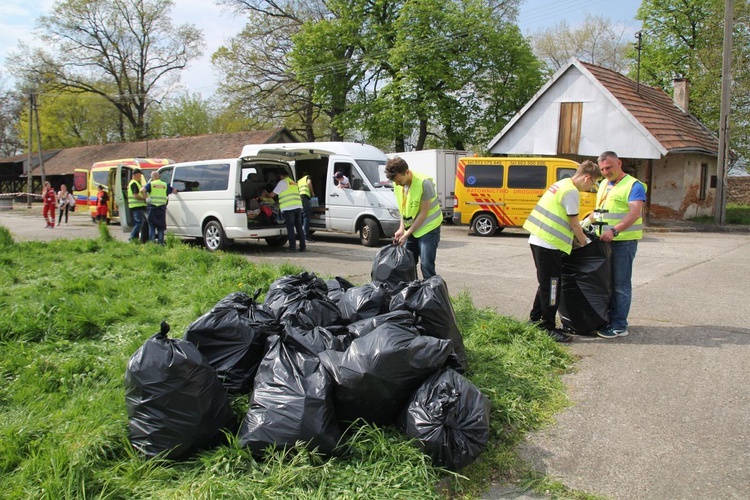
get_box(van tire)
[203,219,227,251]
[360,218,380,247]
[472,214,498,236]
[265,236,287,247]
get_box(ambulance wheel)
[203,219,227,251]
[472,214,498,236]
[360,218,380,247]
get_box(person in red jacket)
[42,181,57,228]
[96,185,110,223]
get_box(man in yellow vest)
[127,169,148,243]
[592,151,647,339]
[140,171,178,245]
[523,160,601,343]
[385,157,442,279]
[297,170,316,242]
[271,171,306,252]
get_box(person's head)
[597,151,623,181]
[151,171,160,181]
[279,171,288,178]
[572,160,601,191]
[334,171,345,180]
[98,184,104,191]
[133,168,142,179]
[384,157,411,186]
[44,181,51,189]
[59,184,67,192]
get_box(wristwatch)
[610,227,619,237]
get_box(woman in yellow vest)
[385,157,442,279]
[523,160,600,343]
[591,151,647,339]
[271,171,306,252]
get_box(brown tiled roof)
[28,127,299,176]
[580,61,719,155]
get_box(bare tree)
[7,0,204,141]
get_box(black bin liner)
[390,276,469,373]
[347,310,421,340]
[125,322,238,460]
[399,368,491,471]
[184,291,279,394]
[559,238,611,335]
[239,331,341,456]
[319,322,453,426]
[265,272,328,313]
[326,276,355,304]
[337,282,390,323]
[371,244,416,288]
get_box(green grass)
[0,224,581,499]
[688,203,750,224]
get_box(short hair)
[578,160,601,178]
[598,151,619,163]
[133,168,142,175]
[385,157,409,180]
[151,171,160,180]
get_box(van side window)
[508,165,547,189]
[172,163,230,192]
[464,164,504,188]
[557,168,576,181]
[93,171,109,187]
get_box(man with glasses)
[523,160,601,343]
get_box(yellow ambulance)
[73,158,173,223]
[452,157,597,236]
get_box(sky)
[0,0,643,97]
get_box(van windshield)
[357,159,391,188]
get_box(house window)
[557,102,583,155]
[699,163,708,200]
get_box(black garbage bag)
[346,310,422,339]
[280,322,348,354]
[337,282,390,323]
[184,290,279,394]
[390,276,469,373]
[265,272,328,313]
[371,244,416,288]
[276,290,344,329]
[239,331,341,456]
[319,322,454,426]
[559,238,612,335]
[326,276,356,304]
[399,368,491,471]
[125,322,238,460]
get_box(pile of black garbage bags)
[125,245,491,471]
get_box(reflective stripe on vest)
[394,172,442,238]
[523,177,576,254]
[595,175,646,241]
[278,177,301,210]
[149,180,168,207]
[298,175,312,197]
[128,178,146,208]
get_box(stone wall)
[728,177,750,204]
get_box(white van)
[240,142,401,246]
[115,158,290,250]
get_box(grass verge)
[688,204,750,225]
[0,224,577,499]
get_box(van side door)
[326,157,367,232]
[114,165,136,232]
[505,163,548,227]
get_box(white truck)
[385,149,470,220]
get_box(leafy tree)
[7,0,204,142]
[635,0,750,161]
[0,84,24,157]
[531,14,634,74]
[149,92,214,138]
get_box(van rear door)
[73,169,89,211]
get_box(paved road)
[2,208,750,499]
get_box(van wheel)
[203,220,227,251]
[265,236,287,247]
[360,218,380,247]
[472,214,498,236]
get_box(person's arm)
[569,215,588,247]
[308,178,315,197]
[600,200,644,242]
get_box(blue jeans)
[283,208,305,250]
[405,226,440,279]
[301,196,311,239]
[609,240,638,330]
[129,207,145,240]
[147,205,166,245]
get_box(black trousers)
[529,244,563,332]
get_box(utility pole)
[715,0,734,225]
[33,93,46,187]
[26,92,33,207]
[634,31,643,95]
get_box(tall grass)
[0,225,577,499]
[688,203,750,225]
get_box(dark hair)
[385,157,409,180]
[578,160,601,178]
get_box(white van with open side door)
[115,158,290,251]
[240,142,401,246]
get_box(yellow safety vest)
[149,180,168,207]
[595,175,646,241]
[128,178,146,208]
[523,177,576,254]
[394,172,442,238]
[277,177,301,211]
[298,175,312,197]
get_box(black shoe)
[306,238,315,242]
[548,329,573,343]
[298,247,306,252]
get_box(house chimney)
[673,77,689,113]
